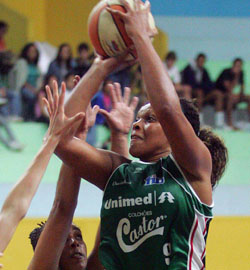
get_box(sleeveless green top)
[100,155,213,270]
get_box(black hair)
[233,58,243,65]
[180,98,228,188]
[64,72,75,81]
[166,51,177,61]
[0,21,8,29]
[78,42,89,54]
[55,43,72,69]
[43,74,59,86]
[39,74,59,95]
[196,53,206,60]
[20,42,39,65]
[29,221,46,251]
[29,222,83,252]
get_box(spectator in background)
[0,114,23,151]
[8,43,42,121]
[108,65,132,94]
[0,21,8,52]
[164,51,191,99]
[182,53,224,127]
[130,66,147,112]
[73,43,91,77]
[64,72,75,104]
[90,78,113,148]
[215,58,250,129]
[47,43,74,85]
[35,74,58,124]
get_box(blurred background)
[0,0,249,269]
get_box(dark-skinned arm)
[28,165,81,270]
[108,0,212,203]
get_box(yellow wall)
[1,217,249,270]
[45,0,99,54]
[0,0,46,43]
[153,28,168,60]
[0,3,28,54]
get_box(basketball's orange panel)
[109,5,137,58]
[88,1,109,58]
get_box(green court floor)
[0,122,249,185]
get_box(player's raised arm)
[108,0,212,189]
[28,164,82,270]
[0,82,84,254]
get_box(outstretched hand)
[43,81,85,142]
[107,0,157,40]
[75,104,99,141]
[99,83,138,134]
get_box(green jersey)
[100,155,213,270]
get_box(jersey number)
[163,243,171,265]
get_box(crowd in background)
[0,20,250,151]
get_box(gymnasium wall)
[0,0,46,52]
[151,0,250,60]
[0,0,96,54]
[0,3,28,54]
[45,0,99,54]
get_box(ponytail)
[180,98,228,188]
[198,128,228,188]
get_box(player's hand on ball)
[43,81,85,142]
[92,54,137,77]
[107,0,155,40]
[99,83,138,134]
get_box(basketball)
[88,0,156,59]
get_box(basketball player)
[28,82,138,270]
[43,1,228,269]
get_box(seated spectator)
[108,66,132,94]
[35,74,58,124]
[215,58,250,129]
[0,85,8,116]
[164,51,191,99]
[0,86,23,149]
[64,72,75,104]
[47,43,74,85]
[0,111,23,151]
[182,53,224,127]
[73,43,91,77]
[0,21,8,52]
[8,43,42,121]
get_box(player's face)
[59,225,87,270]
[129,104,170,162]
